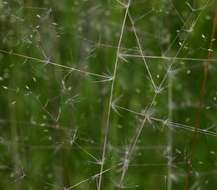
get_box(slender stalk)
[167,69,173,190]
[98,1,131,189]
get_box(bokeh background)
[1,0,217,189]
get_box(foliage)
[0,0,217,189]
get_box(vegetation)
[0,0,217,189]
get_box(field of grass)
[1,0,217,189]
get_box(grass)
[0,0,217,189]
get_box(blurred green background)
[0,0,217,189]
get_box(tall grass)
[0,0,217,189]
